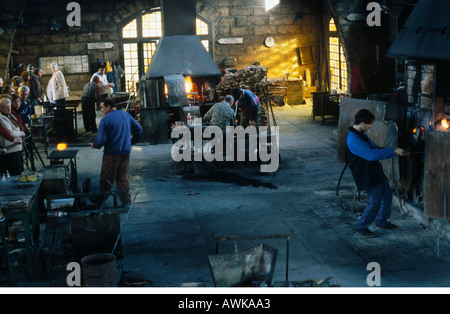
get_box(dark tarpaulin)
[386,0,450,61]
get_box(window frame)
[119,9,213,93]
[328,18,348,93]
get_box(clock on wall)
[264,36,276,48]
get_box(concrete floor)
[2,100,450,288]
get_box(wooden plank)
[424,131,450,220]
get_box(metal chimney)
[145,0,222,79]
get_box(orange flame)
[442,118,449,130]
[57,143,68,151]
[185,76,193,93]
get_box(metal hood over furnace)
[386,0,450,61]
[145,0,221,79]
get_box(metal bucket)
[81,253,117,287]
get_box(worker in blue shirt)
[346,109,408,238]
[90,98,143,206]
[232,88,261,131]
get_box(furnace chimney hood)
[386,0,450,61]
[145,0,222,79]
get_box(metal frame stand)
[23,136,46,171]
[0,216,15,286]
[214,231,294,282]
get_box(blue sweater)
[347,128,395,161]
[238,89,260,121]
[93,110,143,156]
[346,127,395,190]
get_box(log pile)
[267,78,287,107]
[214,66,283,127]
[215,65,269,99]
[214,65,269,126]
[215,66,288,108]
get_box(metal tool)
[108,191,138,263]
[436,193,448,257]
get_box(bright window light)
[265,0,280,11]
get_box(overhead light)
[265,0,280,11]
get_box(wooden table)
[0,175,42,279]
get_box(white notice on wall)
[87,42,115,50]
[217,38,244,45]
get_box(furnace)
[139,0,222,144]
[386,0,450,218]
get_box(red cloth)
[0,121,15,143]
[350,60,367,96]
[11,110,29,135]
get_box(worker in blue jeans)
[346,109,408,238]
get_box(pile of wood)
[267,78,287,107]
[215,65,269,99]
[215,66,287,108]
[214,65,293,126]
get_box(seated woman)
[0,97,25,176]
[10,94,29,135]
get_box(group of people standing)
[81,63,116,133]
[0,95,28,176]
[0,60,117,175]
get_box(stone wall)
[0,0,412,94]
[200,0,323,80]
[1,0,322,92]
[2,0,158,91]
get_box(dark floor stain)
[183,172,278,189]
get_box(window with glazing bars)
[121,11,210,93]
[329,18,348,93]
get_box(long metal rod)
[437,192,448,257]
[3,0,28,79]
[108,191,138,263]
[5,135,31,152]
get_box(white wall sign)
[217,38,244,45]
[87,42,115,50]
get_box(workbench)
[0,175,42,279]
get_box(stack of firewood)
[215,65,269,100]
[215,66,286,107]
[215,65,292,126]
[266,78,287,107]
